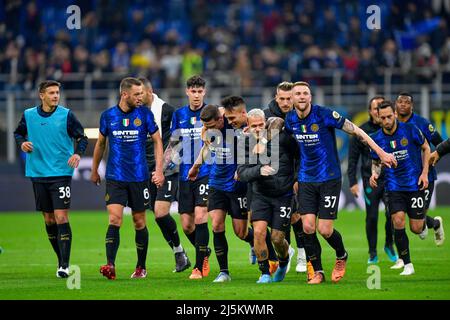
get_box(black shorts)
[207,187,248,220]
[298,178,341,220]
[424,182,434,211]
[105,179,150,212]
[387,190,425,220]
[178,176,209,214]
[250,193,293,232]
[32,178,72,212]
[155,173,179,202]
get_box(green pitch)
[0,208,449,300]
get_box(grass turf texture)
[0,208,449,300]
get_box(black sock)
[265,228,278,261]
[325,229,346,259]
[155,215,180,248]
[105,225,120,266]
[394,228,411,265]
[258,259,270,275]
[292,220,305,249]
[45,223,62,266]
[57,223,72,269]
[243,227,254,247]
[185,229,196,247]
[135,227,149,269]
[213,231,228,273]
[385,211,394,247]
[303,232,323,272]
[285,226,291,245]
[426,215,440,230]
[278,255,289,268]
[194,223,210,270]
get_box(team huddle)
[14,76,447,284]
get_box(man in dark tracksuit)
[347,96,397,264]
[237,109,299,283]
[140,78,190,272]
[263,81,305,273]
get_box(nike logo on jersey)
[164,195,171,198]
[180,120,188,124]
[64,200,70,204]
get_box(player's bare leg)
[271,229,289,282]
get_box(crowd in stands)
[1,0,450,91]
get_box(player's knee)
[271,231,285,246]
[109,215,122,226]
[303,223,316,234]
[253,227,266,241]
[392,216,405,229]
[212,220,225,233]
[318,226,333,239]
[410,223,423,234]
[43,213,56,225]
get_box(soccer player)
[91,77,165,279]
[188,102,253,282]
[263,81,303,273]
[223,97,280,276]
[14,80,88,278]
[139,78,190,272]
[284,81,397,284]
[430,138,450,165]
[169,75,211,279]
[395,92,444,247]
[347,96,397,264]
[370,101,431,275]
[237,109,299,284]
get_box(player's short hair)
[137,77,152,90]
[368,96,385,110]
[277,81,293,92]
[292,81,311,90]
[38,80,61,93]
[120,77,143,94]
[200,104,220,122]
[247,108,266,120]
[186,75,206,88]
[377,100,396,113]
[221,96,246,111]
[396,92,414,103]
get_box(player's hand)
[152,170,165,188]
[91,170,101,186]
[380,151,397,168]
[234,171,240,181]
[21,141,33,153]
[260,165,276,176]
[188,165,200,181]
[369,174,378,188]
[253,143,266,154]
[430,151,440,166]
[418,173,429,191]
[350,184,359,198]
[68,154,81,168]
[293,181,298,195]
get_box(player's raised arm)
[91,132,106,185]
[342,119,397,168]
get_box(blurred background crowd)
[1,0,450,91]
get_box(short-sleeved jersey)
[170,104,211,181]
[208,118,246,193]
[100,105,158,182]
[370,121,425,192]
[405,113,438,182]
[284,105,346,183]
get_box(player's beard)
[295,101,310,112]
